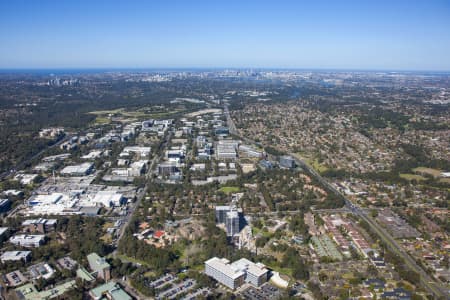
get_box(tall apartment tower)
[226,210,240,237]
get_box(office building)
[215,127,230,136]
[158,162,179,176]
[216,140,239,160]
[232,258,268,287]
[167,148,185,162]
[9,234,46,248]
[1,251,31,263]
[92,191,124,207]
[205,257,245,290]
[60,162,94,176]
[239,145,263,158]
[56,256,78,271]
[87,252,111,281]
[120,146,151,158]
[279,155,296,169]
[204,257,268,290]
[22,218,57,234]
[141,119,155,131]
[28,262,55,280]
[3,270,28,287]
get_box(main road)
[113,131,172,256]
[224,104,448,299]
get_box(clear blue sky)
[1,0,449,70]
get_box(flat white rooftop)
[1,251,31,261]
[22,218,57,226]
[231,258,268,277]
[10,234,45,244]
[205,257,245,280]
[60,162,93,175]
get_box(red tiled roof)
[154,230,165,239]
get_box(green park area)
[399,173,426,181]
[219,186,240,194]
[412,167,441,178]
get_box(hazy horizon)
[1,0,450,71]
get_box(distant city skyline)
[1,0,449,71]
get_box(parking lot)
[240,283,281,300]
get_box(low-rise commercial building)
[3,270,28,287]
[216,140,239,160]
[56,256,78,271]
[1,251,31,263]
[279,155,295,169]
[158,162,180,176]
[92,191,124,207]
[22,218,57,234]
[28,262,55,280]
[9,234,46,248]
[60,162,94,176]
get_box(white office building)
[205,257,245,290]
[204,257,268,290]
[232,258,268,287]
[9,234,46,248]
[92,191,124,207]
[1,251,31,263]
[216,140,239,160]
[60,162,94,176]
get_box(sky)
[0,0,449,70]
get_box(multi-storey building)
[205,257,268,290]
[22,218,57,234]
[87,252,111,281]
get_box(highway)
[224,105,448,299]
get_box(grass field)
[311,158,329,173]
[413,167,441,178]
[267,265,293,277]
[304,157,329,173]
[440,178,450,184]
[219,186,240,194]
[89,108,123,115]
[94,116,111,124]
[89,107,186,120]
[116,254,150,267]
[399,173,426,181]
[295,153,329,173]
